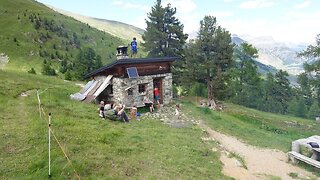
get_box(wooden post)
[37,90,41,119]
[48,113,51,177]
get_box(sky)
[36,0,320,44]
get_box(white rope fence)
[36,89,80,179]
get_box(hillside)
[0,0,123,73]
[48,6,144,43]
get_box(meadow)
[0,70,230,179]
[1,70,319,179]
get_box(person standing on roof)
[131,37,138,58]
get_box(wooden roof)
[85,57,179,78]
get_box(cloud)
[293,1,311,9]
[209,11,233,19]
[220,10,320,44]
[112,0,123,6]
[162,0,197,14]
[112,1,149,12]
[178,13,201,33]
[239,0,275,9]
[133,15,147,30]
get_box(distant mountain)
[48,6,144,43]
[231,35,246,46]
[233,34,309,75]
[231,35,278,76]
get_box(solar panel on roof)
[127,67,139,78]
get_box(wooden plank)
[93,75,113,97]
[288,151,320,169]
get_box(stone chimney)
[116,46,129,60]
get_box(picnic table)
[288,135,320,169]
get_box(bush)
[307,102,320,120]
[189,82,207,98]
[28,67,36,74]
[41,60,56,76]
[64,70,72,80]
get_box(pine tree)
[298,34,320,105]
[262,71,292,114]
[142,0,187,57]
[41,60,56,76]
[184,16,234,107]
[230,43,262,108]
[71,48,102,80]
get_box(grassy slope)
[183,98,320,152]
[0,70,230,179]
[49,6,144,42]
[51,6,147,58]
[0,0,123,73]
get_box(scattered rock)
[212,147,218,152]
[20,92,28,97]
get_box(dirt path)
[198,121,318,180]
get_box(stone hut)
[70,47,178,107]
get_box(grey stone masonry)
[111,73,173,107]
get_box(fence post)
[48,113,51,177]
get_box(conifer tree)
[142,0,187,57]
[298,34,320,105]
[230,43,262,108]
[184,16,234,107]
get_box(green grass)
[0,70,231,179]
[181,97,320,176]
[288,172,298,179]
[0,0,124,73]
[182,98,320,152]
[228,152,247,169]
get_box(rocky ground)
[140,104,318,180]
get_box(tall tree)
[229,43,262,108]
[262,73,279,112]
[296,72,313,107]
[72,48,102,80]
[262,70,292,114]
[142,0,187,57]
[298,34,320,105]
[274,70,292,113]
[185,16,234,107]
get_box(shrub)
[41,60,56,76]
[64,70,72,80]
[28,67,36,74]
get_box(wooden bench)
[288,151,320,169]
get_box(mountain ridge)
[47,5,144,43]
[232,34,308,75]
